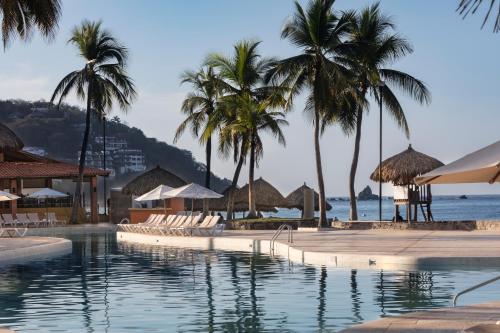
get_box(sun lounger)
[172,214,202,236]
[126,214,159,233]
[140,214,166,234]
[1,214,18,227]
[27,213,46,227]
[16,213,32,227]
[193,216,224,236]
[0,226,27,237]
[48,212,66,226]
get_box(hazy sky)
[0,0,499,196]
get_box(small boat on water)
[459,195,468,200]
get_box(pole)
[102,115,107,216]
[378,81,384,222]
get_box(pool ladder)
[270,224,293,255]
[453,275,500,306]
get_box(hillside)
[0,99,230,192]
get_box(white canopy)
[164,183,223,199]
[28,188,68,199]
[415,140,500,185]
[134,185,175,202]
[0,190,20,202]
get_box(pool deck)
[118,229,500,269]
[339,301,500,332]
[0,236,72,265]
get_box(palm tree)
[0,0,61,48]
[220,95,288,218]
[174,66,221,189]
[458,0,500,32]
[207,40,287,219]
[51,20,136,224]
[266,0,353,227]
[339,3,430,220]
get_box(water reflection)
[0,233,497,332]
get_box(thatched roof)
[122,166,187,195]
[233,177,285,208]
[370,144,444,185]
[283,184,332,211]
[0,123,24,152]
[192,186,278,212]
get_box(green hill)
[0,99,230,192]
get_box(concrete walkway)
[340,302,500,332]
[118,229,500,269]
[0,236,72,265]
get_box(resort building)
[79,136,147,177]
[0,124,108,223]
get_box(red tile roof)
[0,161,108,179]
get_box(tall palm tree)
[220,95,288,218]
[458,0,500,32]
[266,0,353,227]
[51,20,136,224]
[0,0,61,48]
[339,3,430,220]
[207,40,287,219]
[174,66,221,189]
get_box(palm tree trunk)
[205,135,212,189]
[226,148,245,220]
[70,81,92,224]
[314,110,327,228]
[349,107,363,221]
[247,136,257,218]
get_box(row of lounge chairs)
[118,213,224,237]
[0,212,65,228]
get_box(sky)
[0,0,499,197]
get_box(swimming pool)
[0,232,499,332]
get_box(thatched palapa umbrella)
[192,186,278,213]
[0,123,24,153]
[370,144,444,185]
[370,144,444,222]
[122,166,186,196]
[233,177,285,212]
[284,183,332,211]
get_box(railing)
[453,275,500,306]
[270,224,293,255]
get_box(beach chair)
[140,214,166,234]
[128,214,159,233]
[173,214,202,236]
[0,224,27,237]
[48,212,66,226]
[1,214,18,227]
[155,215,180,235]
[16,213,32,227]
[27,213,46,228]
[161,215,188,236]
[194,216,224,236]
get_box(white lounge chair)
[27,213,46,228]
[0,217,27,237]
[1,214,18,227]
[172,214,203,236]
[48,212,66,226]
[127,214,159,233]
[16,213,32,227]
[193,216,224,236]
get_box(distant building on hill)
[78,137,146,177]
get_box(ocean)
[269,194,500,221]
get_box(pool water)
[0,232,499,332]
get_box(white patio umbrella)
[28,188,68,221]
[134,185,175,214]
[415,140,500,185]
[164,183,223,215]
[0,190,20,202]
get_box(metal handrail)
[270,224,293,255]
[453,275,500,306]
